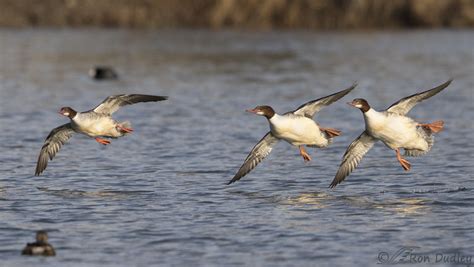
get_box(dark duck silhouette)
[22,231,56,256]
[89,66,118,80]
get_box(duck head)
[36,231,48,244]
[246,105,275,119]
[59,107,77,119]
[348,98,370,113]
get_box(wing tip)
[349,82,358,90]
[328,180,339,189]
[145,95,168,101]
[423,79,453,96]
[227,173,243,185]
[431,79,453,92]
[342,83,356,92]
[443,78,453,87]
[35,161,46,176]
[339,82,357,96]
[35,156,45,176]
[34,168,43,176]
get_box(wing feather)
[35,123,75,176]
[291,84,356,118]
[386,79,452,115]
[92,94,168,115]
[329,132,376,188]
[228,132,279,184]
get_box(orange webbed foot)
[418,120,444,133]
[95,137,111,145]
[396,149,411,171]
[299,146,312,162]
[399,157,411,171]
[117,125,134,133]
[321,127,341,138]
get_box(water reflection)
[281,192,333,208]
[36,187,152,199]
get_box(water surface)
[0,29,473,266]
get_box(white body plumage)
[363,109,428,151]
[269,114,329,147]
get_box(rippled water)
[0,29,473,266]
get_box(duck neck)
[364,108,377,116]
[66,109,78,120]
[363,107,385,125]
[268,112,280,122]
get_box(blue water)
[0,29,473,266]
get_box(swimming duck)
[89,66,118,80]
[22,231,56,256]
[228,84,356,184]
[329,79,452,188]
[35,94,167,175]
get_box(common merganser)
[22,231,56,256]
[329,79,452,188]
[228,84,357,184]
[35,94,167,175]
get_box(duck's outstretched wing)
[92,94,168,115]
[329,132,376,188]
[386,79,452,115]
[228,132,279,184]
[35,123,75,176]
[291,84,356,118]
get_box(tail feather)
[405,125,435,157]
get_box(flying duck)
[329,79,452,188]
[228,84,357,184]
[22,231,56,256]
[35,94,167,176]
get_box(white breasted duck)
[329,79,452,188]
[228,84,357,184]
[22,231,56,256]
[35,94,167,175]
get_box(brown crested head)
[36,231,48,243]
[59,107,77,119]
[348,98,370,113]
[246,105,275,119]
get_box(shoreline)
[0,0,473,29]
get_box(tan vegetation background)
[0,0,473,29]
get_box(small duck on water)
[89,66,118,80]
[22,231,56,256]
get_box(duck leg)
[418,120,444,133]
[116,125,134,133]
[299,146,312,162]
[95,137,111,145]
[395,148,411,171]
[320,127,341,138]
